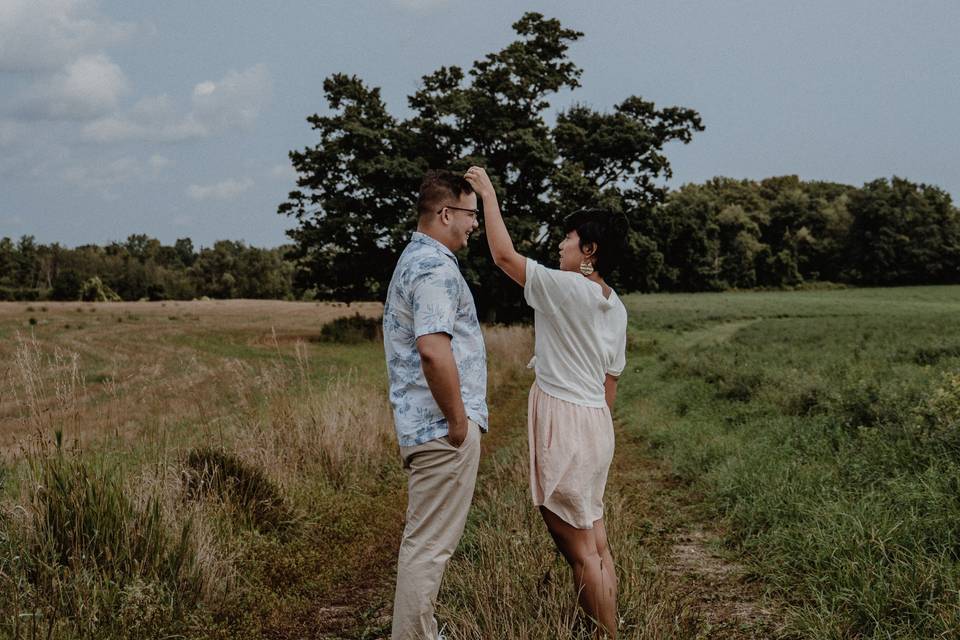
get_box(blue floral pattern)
[383,232,488,446]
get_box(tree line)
[1,173,957,304]
[0,235,294,302]
[644,174,960,292]
[276,12,959,321]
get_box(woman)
[464,166,628,637]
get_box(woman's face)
[558,229,594,273]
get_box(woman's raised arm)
[464,166,526,286]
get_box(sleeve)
[411,264,459,339]
[523,257,575,316]
[607,328,627,376]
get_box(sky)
[1,0,957,248]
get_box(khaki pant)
[391,420,482,640]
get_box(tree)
[845,177,960,285]
[0,237,16,287]
[51,269,83,301]
[174,238,197,267]
[279,12,703,319]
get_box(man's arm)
[464,166,526,286]
[604,374,619,413]
[417,332,469,446]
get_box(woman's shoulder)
[606,291,628,325]
[528,258,579,280]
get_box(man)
[382,169,488,640]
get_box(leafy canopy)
[278,12,704,319]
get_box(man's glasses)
[437,205,480,220]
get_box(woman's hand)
[464,166,496,201]
[463,166,526,286]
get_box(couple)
[383,168,628,640]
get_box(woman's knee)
[569,546,603,571]
[592,520,611,555]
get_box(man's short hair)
[417,170,474,218]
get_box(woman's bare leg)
[591,518,618,634]
[540,507,618,638]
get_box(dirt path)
[316,369,536,640]
[314,317,788,639]
[612,425,785,639]
[318,387,785,639]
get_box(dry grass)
[0,300,386,638]
[438,422,702,640]
[0,308,705,639]
[0,299,382,453]
[234,364,397,491]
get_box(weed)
[183,447,291,533]
[318,313,382,343]
[0,446,203,637]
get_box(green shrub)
[0,448,202,638]
[79,277,121,302]
[913,371,960,456]
[317,312,382,344]
[183,447,291,533]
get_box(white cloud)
[81,64,271,143]
[0,0,135,72]
[187,177,254,201]
[63,156,139,199]
[13,54,128,120]
[190,64,271,131]
[61,152,170,199]
[81,94,208,142]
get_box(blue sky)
[1,0,957,248]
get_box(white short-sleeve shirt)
[523,257,628,407]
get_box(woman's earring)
[579,259,595,276]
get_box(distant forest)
[2,174,958,303]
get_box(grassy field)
[617,285,960,639]
[1,287,959,639]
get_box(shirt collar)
[411,231,458,265]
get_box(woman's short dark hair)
[562,208,630,278]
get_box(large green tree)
[279,12,703,319]
[845,177,960,285]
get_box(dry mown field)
[0,300,382,454]
[1,298,744,640]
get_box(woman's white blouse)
[523,257,628,408]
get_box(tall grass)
[0,326,399,638]
[10,332,86,438]
[620,287,960,638]
[0,440,202,639]
[435,324,703,639]
[438,446,702,639]
[236,366,397,491]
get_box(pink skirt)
[527,382,615,529]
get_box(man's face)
[445,191,479,251]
